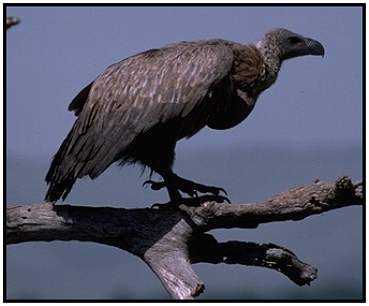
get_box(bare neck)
[256,39,282,77]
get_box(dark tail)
[44,129,77,202]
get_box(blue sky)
[6,6,362,158]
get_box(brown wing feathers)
[68,82,93,116]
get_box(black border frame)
[3,2,366,303]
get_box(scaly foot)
[143,177,228,199]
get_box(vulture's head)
[258,28,325,61]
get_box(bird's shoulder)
[229,44,266,90]
[72,39,239,134]
[68,39,265,117]
[86,39,237,108]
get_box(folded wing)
[45,41,234,201]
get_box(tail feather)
[44,124,118,202]
[44,176,76,202]
[44,127,79,202]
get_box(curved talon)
[143,180,166,191]
[218,187,228,196]
[204,186,228,196]
[142,180,154,187]
[222,196,231,204]
[178,180,228,197]
[176,182,227,198]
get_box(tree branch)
[6,176,362,299]
[6,17,20,30]
[180,176,363,230]
[189,233,318,286]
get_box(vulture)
[45,28,324,206]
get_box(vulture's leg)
[143,180,181,199]
[143,178,182,209]
[144,170,230,205]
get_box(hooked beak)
[305,38,325,57]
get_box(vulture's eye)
[288,36,303,44]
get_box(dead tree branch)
[6,16,20,30]
[6,176,362,299]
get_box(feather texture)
[45,40,242,201]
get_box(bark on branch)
[6,176,362,299]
